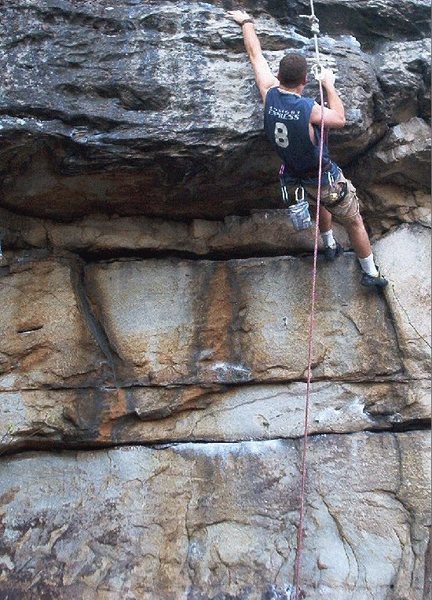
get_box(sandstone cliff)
[0,1,430,599]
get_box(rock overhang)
[0,0,430,220]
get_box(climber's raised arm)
[228,10,278,102]
[310,69,346,129]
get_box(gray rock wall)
[0,1,430,599]
[0,0,430,222]
[0,433,430,600]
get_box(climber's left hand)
[227,10,253,25]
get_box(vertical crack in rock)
[69,257,120,388]
[392,434,418,594]
[319,492,360,589]
[423,531,431,600]
[389,282,432,350]
[379,287,411,372]
[185,492,196,590]
[388,432,432,597]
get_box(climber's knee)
[343,212,365,229]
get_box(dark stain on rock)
[56,82,172,112]
[190,260,251,384]
[63,387,107,436]
[0,488,19,507]
[139,13,178,35]
[95,526,121,547]
[226,260,250,375]
[63,387,129,444]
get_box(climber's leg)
[309,172,389,287]
[343,213,371,258]
[317,205,344,261]
[318,205,332,234]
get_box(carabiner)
[295,186,305,203]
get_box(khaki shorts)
[287,170,360,223]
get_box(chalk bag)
[288,187,312,231]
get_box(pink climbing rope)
[293,75,327,600]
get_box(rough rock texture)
[0,0,430,221]
[374,225,431,379]
[354,118,431,189]
[1,380,430,453]
[0,433,430,600]
[85,255,401,385]
[0,226,430,598]
[1,252,403,392]
[0,0,430,599]
[0,255,107,390]
[0,206,352,258]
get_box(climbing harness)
[325,173,349,207]
[292,1,328,598]
[279,164,289,204]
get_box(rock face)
[0,0,430,220]
[0,433,430,600]
[0,0,430,599]
[0,226,430,599]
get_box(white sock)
[359,254,379,277]
[321,229,336,248]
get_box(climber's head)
[278,53,308,87]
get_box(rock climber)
[228,10,388,288]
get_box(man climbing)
[228,10,388,288]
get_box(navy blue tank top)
[264,87,338,184]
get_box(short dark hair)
[278,53,308,86]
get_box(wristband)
[240,18,254,26]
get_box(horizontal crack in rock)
[1,422,430,460]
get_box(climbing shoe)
[323,241,343,262]
[360,270,389,288]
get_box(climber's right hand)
[319,68,336,88]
